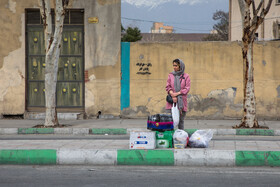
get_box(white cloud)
[122,0,207,8]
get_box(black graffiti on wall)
[136,62,152,75]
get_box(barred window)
[26,9,84,25]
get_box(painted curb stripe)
[57,149,117,165]
[236,129,274,136]
[117,150,174,165]
[236,151,280,166]
[90,128,127,135]
[0,150,56,165]
[0,128,277,136]
[1,149,280,166]
[18,128,54,134]
[0,128,18,135]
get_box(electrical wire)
[122,17,215,25]
[122,16,280,32]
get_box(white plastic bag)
[171,103,179,127]
[173,129,189,148]
[189,130,213,148]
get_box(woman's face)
[173,62,180,72]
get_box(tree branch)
[263,0,273,16]
[38,0,46,25]
[238,0,246,28]
[249,0,273,42]
[38,0,52,52]
[254,0,273,30]
[246,0,252,6]
[255,0,264,16]
[62,0,69,8]
[252,0,256,16]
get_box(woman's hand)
[170,91,181,97]
[169,91,174,97]
[172,97,177,103]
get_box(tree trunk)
[235,0,273,129]
[241,42,258,128]
[39,0,67,126]
[44,44,59,126]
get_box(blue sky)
[121,0,229,33]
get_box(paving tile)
[255,141,280,151]
[236,141,258,150]
[213,141,235,150]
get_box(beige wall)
[230,0,280,41]
[73,0,121,117]
[122,41,280,120]
[0,0,121,117]
[0,0,34,115]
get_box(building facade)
[229,0,280,41]
[0,0,121,119]
[151,22,173,33]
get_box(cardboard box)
[130,131,156,149]
[155,131,174,148]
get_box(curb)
[1,149,280,167]
[0,128,279,136]
[0,149,56,165]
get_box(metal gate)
[26,9,84,112]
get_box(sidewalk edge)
[1,149,280,167]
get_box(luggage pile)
[129,113,213,149]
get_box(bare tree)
[236,0,272,128]
[38,0,69,126]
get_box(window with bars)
[26,9,84,25]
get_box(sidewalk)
[0,119,280,167]
[0,118,280,129]
[0,119,280,136]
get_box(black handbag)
[166,94,173,104]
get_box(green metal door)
[26,9,84,112]
[57,27,83,108]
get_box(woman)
[166,59,191,130]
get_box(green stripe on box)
[117,150,174,165]
[185,129,198,136]
[236,129,274,136]
[0,150,57,165]
[18,128,54,134]
[236,151,280,166]
[91,128,127,135]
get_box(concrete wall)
[122,41,280,120]
[0,0,121,117]
[73,0,121,117]
[0,0,32,115]
[230,0,280,41]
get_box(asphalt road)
[0,165,279,187]
[1,134,280,141]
